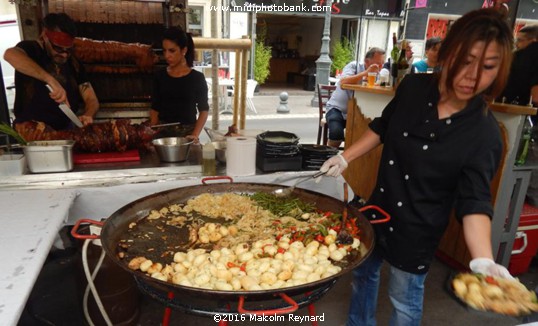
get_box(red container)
[509,202,538,275]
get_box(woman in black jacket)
[320,8,514,326]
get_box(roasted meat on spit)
[15,120,156,153]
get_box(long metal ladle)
[272,170,327,197]
[151,122,183,129]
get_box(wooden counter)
[341,84,396,96]
[341,84,394,199]
[341,82,537,269]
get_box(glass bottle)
[395,48,409,85]
[202,142,216,175]
[390,33,399,62]
[515,116,534,166]
[397,48,409,70]
[390,33,399,86]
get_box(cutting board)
[73,149,140,164]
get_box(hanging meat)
[73,38,158,73]
[15,120,157,153]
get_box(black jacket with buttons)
[366,74,502,274]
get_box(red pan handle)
[71,219,104,239]
[201,176,233,185]
[359,205,391,224]
[237,293,299,315]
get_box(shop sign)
[229,0,398,17]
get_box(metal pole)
[401,2,409,40]
[355,0,364,64]
[311,0,333,107]
[508,0,520,30]
[250,13,256,80]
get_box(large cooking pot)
[72,177,389,308]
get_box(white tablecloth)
[0,189,78,326]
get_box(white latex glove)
[316,154,348,183]
[469,258,514,280]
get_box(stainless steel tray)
[23,140,75,173]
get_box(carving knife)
[45,84,83,128]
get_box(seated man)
[325,47,386,148]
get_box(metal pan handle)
[359,205,391,224]
[71,219,105,239]
[237,293,299,315]
[201,176,233,185]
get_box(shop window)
[188,6,203,37]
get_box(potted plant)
[253,23,272,88]
[331,36,355,76]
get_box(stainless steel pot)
[152,137,192,162]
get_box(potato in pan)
[452,273,538,316]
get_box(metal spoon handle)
[151,122,182,129]
[294,170,327,187]
[312,170,327,179]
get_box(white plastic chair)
[227,79,258,114]
[246,79,257,114]
[205,78,213,105]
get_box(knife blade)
[45,85,83,128]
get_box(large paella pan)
[72,178,389,303]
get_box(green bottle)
[390,33,399,62]
[515,116,533,166]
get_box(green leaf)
[254,22,272,86]
[331,36,355,75]
[0,122,27,145]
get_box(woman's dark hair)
[425,37,442,51]
[163,26,195,67]
[43,13,77,37]
[437,8,513,101]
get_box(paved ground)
[202,83,321,144]
[208,83,318,121]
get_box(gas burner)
[134,277,335,318]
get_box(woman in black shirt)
[150,27,209,141]
[320,9,514,326]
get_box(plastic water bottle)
[202,142,216,176]
[515,116,533,166]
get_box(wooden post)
[239,45,249,130]
[192,37,252,130]
[16,0,44,41]
[209,0,218,130]
[233,49,241,127]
